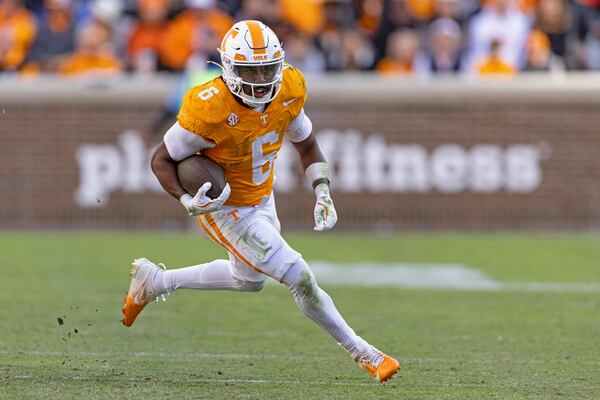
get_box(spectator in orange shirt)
[279,0,324,37]
[478,38,517,75]
[355,0,385,37]
[0,0,37,70]
[59,20,122,76]
[523,29,566,71]
[159,0,233,71]
[126,0,171,73]
[520,0,539,15]
[406,0,435,23]
[376,29,429,76]
[481,0,538,15]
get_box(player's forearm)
[294,134,329,189]
[151,142,187,201]
[295,136,337,230]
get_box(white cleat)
[121,258,167,327]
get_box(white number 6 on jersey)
[252,131,279,185]
[198,86,219,101]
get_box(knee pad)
[282,258,320,300]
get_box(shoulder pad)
[281,64,307,99]
[179,78,230,127]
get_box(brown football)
[177,155,227,199]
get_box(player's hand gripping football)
[180,182,231,216]
[313,183,338,231]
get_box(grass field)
[1,232,599,399]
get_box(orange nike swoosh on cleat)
[360,353,400,383]
[121,294,149,327]
[376,355,400,383]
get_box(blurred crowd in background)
[2,0,600,78]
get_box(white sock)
[281,259,371,361]
[160,259,265,293]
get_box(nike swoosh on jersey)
[283,98,298,107]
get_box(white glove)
[313,183,338,231]
[180,182,231,216]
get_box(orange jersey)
[160,10,233,71]
[59,52,122,75]
[177,65,307,207]
[0,7,37,69]
[376,58,413,75]
[478,57,516,76]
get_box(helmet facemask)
[220,52,285,108]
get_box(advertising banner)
[1,77,599,230]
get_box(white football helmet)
[218,20,285,107]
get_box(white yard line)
[288,261,600,293]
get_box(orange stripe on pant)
[202,214,272,278]
[197,216,222,245]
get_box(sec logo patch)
[227,113,239,126]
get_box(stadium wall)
[1,75,599,231]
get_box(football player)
[121,20,399,383]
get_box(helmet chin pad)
[238,80,280,107]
